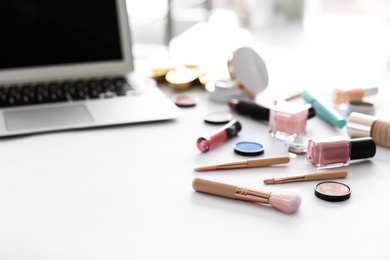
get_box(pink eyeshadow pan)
[314,181,351,202]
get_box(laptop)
[0,0,182,137]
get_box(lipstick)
[228,99,270,121]
[196,119,242,153]
[228,99,315,122]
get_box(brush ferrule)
[235,187,270,204]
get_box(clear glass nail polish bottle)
[269,101,311,140]
[306,136,376,169]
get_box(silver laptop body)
[0,0,181,137]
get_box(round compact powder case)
[234,141,264,156]
[228,47,269,99]
[205,79,248,103]
[314,181,352,202]
[172,94,198,107]
[203,111,233,124]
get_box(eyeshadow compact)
[172,94,198,107]
[234,141,264,156]
[227,47,269,99]
[314,181,352,202]
[203,111,233,124]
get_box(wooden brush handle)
[247,156,290,168]
[305,170,348,181]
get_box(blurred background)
[126,0,390,109]
[127,0,390,45]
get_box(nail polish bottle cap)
[308,106,316,119]
[350,137,376,160]
[347,112,377,138]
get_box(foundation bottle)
[347,112,390,148]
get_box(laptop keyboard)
[0,76,135,108]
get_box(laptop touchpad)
[4,105,94,131]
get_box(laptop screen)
[0,1,123,70]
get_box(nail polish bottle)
[306,136,376,169]
[269,101,311,140]
[347,112,390,148]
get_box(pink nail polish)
[306,136,376,169]
[269,102,310,140]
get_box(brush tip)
[268,190,302,214]
[194,165,217,172]
[263,178,275,185]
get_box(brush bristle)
[194,165,217,172]
[263,178,275,185]
[268,190,302,214]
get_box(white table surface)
[1,13,390,260]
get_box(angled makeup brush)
[192,178,301,214]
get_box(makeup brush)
[263,170,348,184]
[192,178,302,214]
[194,156,290,172]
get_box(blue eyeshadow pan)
[234,141,264,156]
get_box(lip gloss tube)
[306,136,376,169]
[197,119,242,153]
[301,90,346,129]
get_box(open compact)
[314,181,352,202]
[227,47,269,99]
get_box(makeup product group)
[191,47,388,215]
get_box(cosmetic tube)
[197,119,242,153]
[269,101,311,140]
[228,99,316,122]
[301,90,346,129]
[332,87,378,105]
[228,99,270,121]
[306,136,376,169]
[347,112,390,148]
